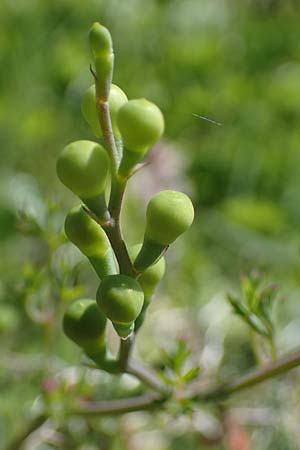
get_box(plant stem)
[94,77,135,277]
[5,413,47,450]
[72,392,165,416]
[96,98,119,174]
[118,334,134,371]
[127,359,171,396]
[189,347,300,402]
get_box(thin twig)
[5,414,47,450]
[189,347,300,402]
[127,359,171,396]
[72,392,165,416]
[118,334,135,371]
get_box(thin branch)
[5,413,47,450]
[127,359,171,396]
[118,333,134,371]
[189,348,300,402]
[72,392,165,416]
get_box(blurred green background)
[1,0,300,448]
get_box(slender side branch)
[190,348,300,402]
[127,359,171,396]
[5,413,47,450]
[72,392,165,416]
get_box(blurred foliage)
[1,0,300,449]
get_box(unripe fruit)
[117,99,164,153]
[65,206,116,278]
[56,140,109,199]
[129,244,165,299]
[81,84,128,137]
[145,190,194,245]
[63,299,106,354]
[129,245,166,332]
[97,275,144,338]
[65,206,108,257]
[134,191,194,272]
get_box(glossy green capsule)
[129,244,166,331]
[117,99,164,154]
[65,205,116,278]
[63,299,107,355]
[97,275,144,338]
[129,244,166,299]
[56,140,109,199]
[134,190,194,272]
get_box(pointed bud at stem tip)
[89,23,114,101]
[89,23,113,58]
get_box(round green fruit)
[64,205,110,257]
[81,84,128,137]
[145,190,194,245]
[63,299,106,353]
[129,244,165,298]
[56,140,109,199]
[97,275,144,336]
[117,99,164,153]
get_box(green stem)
[118,334,134,371]
[104,222,135,277]
[127,359,171,396]
[96,98,119,173]
[189,347,300,402]
[269,335,277,362]
[72,392,165,416]
[5,413,47,450]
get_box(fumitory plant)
[7,22,300,450]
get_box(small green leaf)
[157,371,175,386]
[181,366,200,383]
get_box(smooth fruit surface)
[64,205,110,257]
[63,299,106,352]
[117,99,164,153]
[129,244,166,298]
[97,275,144,324]
[81,84,128,137]
[145,190,194,245]
[56,140,109,199]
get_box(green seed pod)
[89,23,114,101]
[97,275,144,338]
[81,84,128,138]
[129,244,165,299]
[65,205,116,278]
[118,98,164,153]
[56,140,109,200]
[134,190,194,272]
[145,190,194,244]
[63,299,106,355]
[129,245,166,332]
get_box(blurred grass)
[1,0,300,448]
